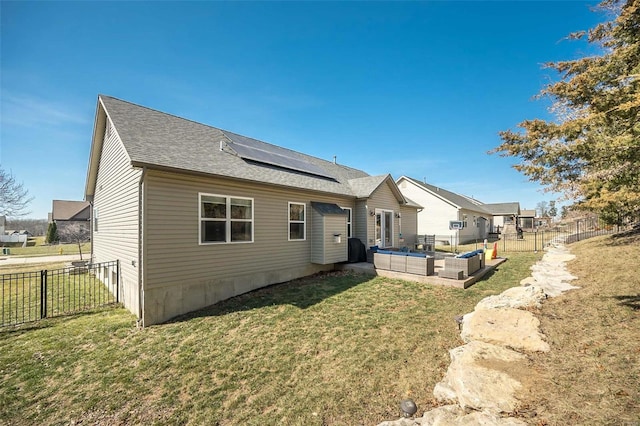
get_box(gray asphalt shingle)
[100,95,373,197]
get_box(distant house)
[518,209,537,231]
[85,95,418,325]
[396,176,521,244]
[482,202,521,234]
[51,200,91,242]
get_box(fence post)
[534,232,538,252]
[40,270,47,319]
[116,260,120,303]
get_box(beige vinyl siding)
[311,209,347,264]
[323,215,347,263]
[142,170,354,323]
[92,118,141,316]
[399,205,418,248]
[366,182,403,247]
[354,200,369,246]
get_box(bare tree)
[536,201,549,218]
[58,222,90,260]
[0,167,33,218]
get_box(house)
[481,202,521,234]
[518,209,537,231]
[396,176,520,244]
[85,95,418,325]
[50,200,91,241]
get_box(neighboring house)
[482,202,521,234]
[396,176,521,244]
[51,200,91,242]
[85,95,418,325]
[0,216,28,245]
[518,209,537,231]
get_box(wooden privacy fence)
[1,260,120,327]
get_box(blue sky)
[1,1,604,219]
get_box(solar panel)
[225,139,335,180]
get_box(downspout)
[137,166,147,327]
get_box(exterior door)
[375,209,394,248]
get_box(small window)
[288,202,306,241]
[341,207,352,238]
[93,208,98,232]
[200,193,253,244]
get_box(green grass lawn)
[2,236,90,257]
[0,252,541,425]
[0,264,118,327]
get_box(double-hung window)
[200,193,253,244]
[288,202,306,241]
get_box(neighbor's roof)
[88,95,411,202]
[52,200,91,221]
[399,176,489,213]
[482,202,521,216]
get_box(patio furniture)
[373,250,434,276]
[438,269,464,280]
[415,234,435,252]
[443,250,484,278]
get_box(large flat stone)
[461,308,550,352]
[433,341,526,413]
[452,410,528,425]
[475,286,547,310]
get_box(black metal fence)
[437,217,627,253]
[1,260,120,327]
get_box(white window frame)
[199,193,254,245]
[341,206,352,238]
[288,202,306,241]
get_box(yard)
[1,232,638,425]
[0,252,540,425]
[1,236,91,257]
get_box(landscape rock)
[378,417,418,426]
[452,410,528,425]
[520,276,537,287]
[433,341,526,413]
[379,241,579,426]
[461,308,550,352]
[527,270,579,297]
[416,404,464,424]
[475,285,547,310]
[378,404,528,426]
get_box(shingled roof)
[482,202,521,216]
[88,95,406,201]
[52,200,91,221]
[398,176,522,215]
[400,176,489,213]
